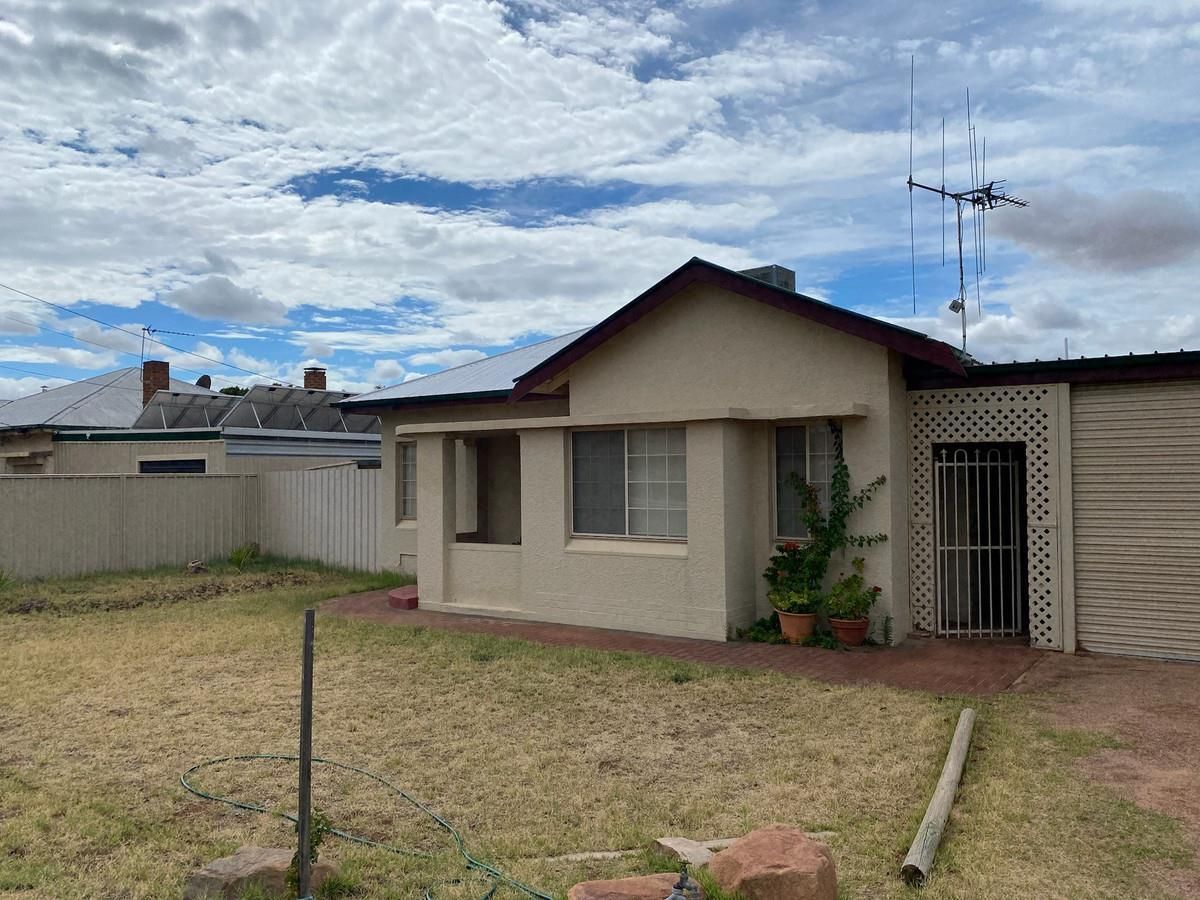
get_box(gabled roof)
[338,329,587,410]
[0,367,216,432]
[510,257,964,401]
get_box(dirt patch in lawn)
[1015,652,1200,898]
[1,569,325,616]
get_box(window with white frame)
[397,442,417,520]
[572,427,687,538]
[774,423,835,539]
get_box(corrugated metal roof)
[0,367,216,431]
[340,329,587,407]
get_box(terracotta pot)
[829,616,871,646]
[777,611,817,644]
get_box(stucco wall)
[54,440,228,474]
[0,431,56,473]
[414,426,725,640]
[565,284,904,638]
[403,283,909,641]
[565,284,892,416]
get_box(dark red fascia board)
[508,258,965,402]
[907,351,1200,390]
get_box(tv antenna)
[907,58,1028,352]
[140,324,196,366]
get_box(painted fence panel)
[258,467,379,571]
[0,475,256,579]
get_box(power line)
[0,280,296,387]
[0,361,183,394]
[0,309,252,392]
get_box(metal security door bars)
[934,446,1026,638]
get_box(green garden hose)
[180,754,553,900]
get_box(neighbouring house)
[1,362,380,475]
[340,257,1200,662]
[0,362,216,473]
[55,366,381,474]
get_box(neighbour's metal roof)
[339,329,587,409]
[0,367,216,432]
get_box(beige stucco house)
[342,258,1200,662]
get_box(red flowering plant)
[825,557,882,621]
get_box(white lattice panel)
[909,386,1063,649]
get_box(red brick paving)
[323,590,1044,696]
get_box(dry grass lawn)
[0,564,1191,899]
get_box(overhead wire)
[0,280,297,387]
[0,309,229,387]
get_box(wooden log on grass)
[901,707,977,885]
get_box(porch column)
[416,434,456,605]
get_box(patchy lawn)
[0,566,1191,899]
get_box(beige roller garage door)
[1072,380,1200,660]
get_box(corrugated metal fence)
[258,467,379,572]
[0,468,379,578]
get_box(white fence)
[0,468,380,579]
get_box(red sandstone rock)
[567,873,683,900]
[707,824,836,900]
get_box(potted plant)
[764,540,822,643]
[826,557,882,646]
[761,421,888,647]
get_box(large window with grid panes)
[571,427,687,539]
[774,423,835,539]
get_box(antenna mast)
[908,64,1028,353]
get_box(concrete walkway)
[323,589,1044,696]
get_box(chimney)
[303,366,327,390]
[142,359,170,406]
[738,264,796,292]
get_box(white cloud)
[0,0,1195,387]
[0,375,68,403]
[164,276,288,324]
[369,358,406,384]
[407,348,488,370]
[202,249,241,275]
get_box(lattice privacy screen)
[909,386,1063,649]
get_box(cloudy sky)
[1,0,1198,398]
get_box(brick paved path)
[323,590,1044,696]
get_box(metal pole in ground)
[297,608,315,898]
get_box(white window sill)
[396,519,417,531]
[566,537,688,559]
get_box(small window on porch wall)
[572,428,687,538]
[396,442,416,521]
[775,423,834,539]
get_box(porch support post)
[416,433,456,605]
